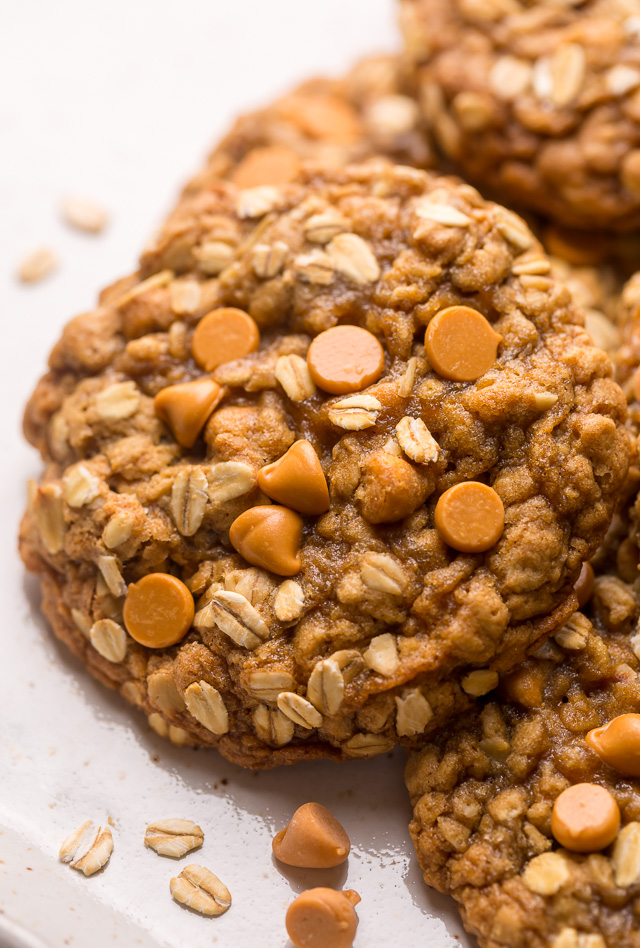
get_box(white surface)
[0,2,473,946]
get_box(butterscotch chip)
[230,145,301,189]
[551,784,620,853]
[307,325,384,395]
[424,306,502,383]
[123,573,194,648]
[574,561,595,609]
[257,440,330,516]
[272,803,350,868]
[278,93,362,144]
[154,378,224,448]
[191,307,260,371]
[285,888,360,948]
[229,505,302,576]
[434,482,504,554]
[586,714,640,777]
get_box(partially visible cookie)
[181,55,434,199]
[406,601,640,948]
[404,284,640,948]
[21,162,629,768]
[398,0,640,231]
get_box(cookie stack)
[19,3,640,945]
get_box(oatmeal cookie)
[404,282,640,947]
[181,55,434,199]
[406,600,640,948]
[398,0,640,231]
[20,162,629,768]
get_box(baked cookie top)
[398,0,640,230]
[181,55,435,198]
[21,161,629,767]
[406,598,640,948]
[405,284,640,948]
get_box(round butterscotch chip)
[551,783,621,853]
[586,713,640,777]
[424,306,502,382]
[434,482,504,554]
[229,505,303,576]
[574,561,595,609]
[154,378,224,448]
[307,325,384,395]
[286,888,360,948]
[123,573,194,648]
[230,145,302,189]
[272,803,350,869]
[191,307,260,372]
[258,441,330,516]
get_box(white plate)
[0,2,474,944]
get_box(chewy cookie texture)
[404,293,640,948]
[20,158,629,768]
[181,55,435,197]
[399,0,640,231]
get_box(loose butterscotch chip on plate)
[286,888,360,948]
[273,802,350,868]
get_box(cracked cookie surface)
[20,161,629,768]
[399,0,640,231]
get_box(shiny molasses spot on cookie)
[424,306,502,382]
[258,441,330,516]
[272,802,350,868]
[307,325,384,394]
[123,573,194,648]
[154,378,224,448]
[192,307,260,371]
[551,783,621,853]
[229,505,303,576]
[434,482,504,553]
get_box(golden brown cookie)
[399,0,640,231]
[404,281,640,947]
[181,54,435,199]
[20,162,630,768]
